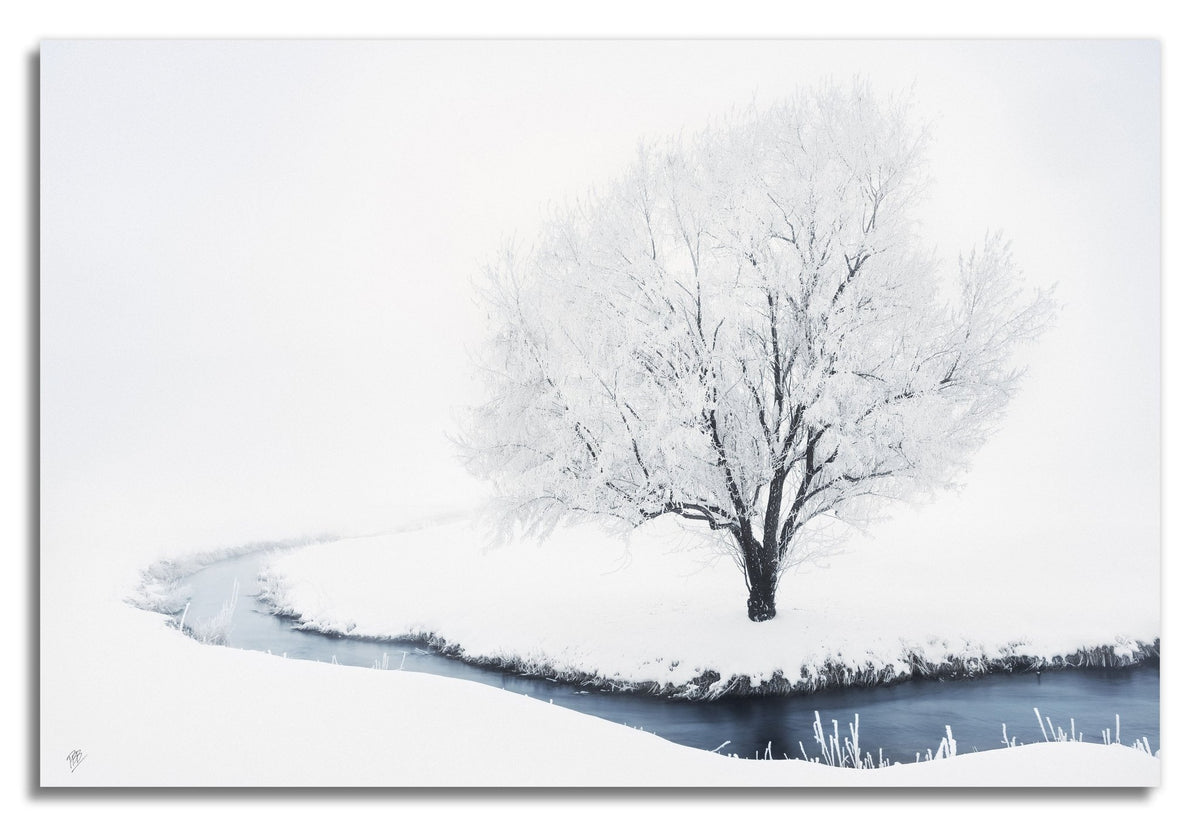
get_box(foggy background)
[40,41,1159,603]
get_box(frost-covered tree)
[465,83,1054,621]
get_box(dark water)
[177,551,1159,763]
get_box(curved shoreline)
[258,595,1159,701]
[128,533,340,616]
[135,538,1160,702]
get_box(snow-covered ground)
[42,575,1159,788]
[38,501,1159,789]
[258,514,1158,696]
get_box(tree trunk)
[744,540,778,622]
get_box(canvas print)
[39,39,1160,786]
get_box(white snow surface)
[260,514,1158,695]
[38,507,1160,788]
[43,591,1158,788]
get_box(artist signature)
[66,749,86,773]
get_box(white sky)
[41,41,1159,585]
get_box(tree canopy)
[465,82,1054,621]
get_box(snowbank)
[41,603,1158,787]
[259,516,1159,697]
[37,508,1160,788]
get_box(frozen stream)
[175,550,1159,762]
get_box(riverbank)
[41,515,1160,787]
[45,602,1163,786]
[256,516,1159,699]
